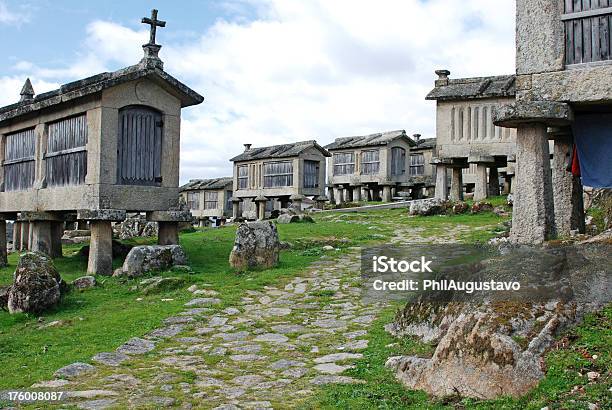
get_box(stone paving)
[38,249,387,409]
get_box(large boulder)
[385,243,611,399]
[7,252,65,314]
[409,198,449,216]
[229,221,280,270]
[114,245,188,278]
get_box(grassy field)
[0,204,608,409]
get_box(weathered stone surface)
[114,245,188,277]
[277,214,299,224]
[54,362,96,379]
[409,198,448,216]
[0,285,9,310]
[141,277,185,295]
[310,375,365,385]
[314,353,363,364]
[314,363,354,375]
[113,214,158,240]
[92,352,129,367]
[229,221,280,270]
[116,337,156,355]
[76,399,117,410]
[185,297,221,307]
[493,101,573,128]
[79,240,133,260]
[7,252,64,314]
[72,275,96,290]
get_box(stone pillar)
[352,186,361,203]
[488,167,500,197]
[503,175,512,194]
[28,223,34,251]
[30,221,53,255]
[510,125,556,243]
[382,185,392,202]
[232,198,241,219]
[361,186,369,201]
[88,221,113,276]
[474,164,488,201]
[21,222,30,251]
[552,140,585,236]
[50,221,63,258]
[434,164,448,200]
[255,196,267,220]
[510,175,516,194]
[290,194,304,213]
[343,187,352,203]
[450,168,463,201]
[158,222,179,245]
[333,186,342,205]
[12,221,22,252]
[0,220,6,267]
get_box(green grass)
[0,216,388,389]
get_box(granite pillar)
[488,167,500,197]
[434,164,447,200]
[88,221,113,276]
[450,168,463,201]
[158,222,179,245]
[552,140,585,236]
[474,164,488,201]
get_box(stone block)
[146,210,192,222]
[493,101,573,128]
[77,209,126,222]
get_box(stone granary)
[426,71,517,202]
[229,141,330,220]
[493,0,612,243]
[402,135,436,199]
[0,9,203,273]
[180,177,233,225]
[324,130,417,204]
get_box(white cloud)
[0,0,29,25]
[0,0,516,183]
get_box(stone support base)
[88,221,113,276]
[352,186,361,202]
[12,221,22,252]
[510,124,555,243]
[158,222,180,245]
[450,168,463,201]
[0,220,6,266]
[474,164,488,201]
[552,140,585,236]
[488,167,500,197]
[382,185,392,202]
[434,164,448,200]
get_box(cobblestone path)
[38,249,387,409]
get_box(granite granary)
[0,9,203,274]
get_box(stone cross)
[141,9,166,45]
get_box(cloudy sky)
[0,0,516,183]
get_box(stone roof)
[0,63,204,124]
[230,140,331,162]
[412,138,436,151]
[426,75,516,101]
[324,130,416,151]
[180,177,233,192]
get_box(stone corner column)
[20,212,64,258]
[78,209,127,276]
[146,210,192,245]
[450,167,464,201]
[382,184,393,202]
[552,139,585,236]
[352,185,362,203]
[493,100,572,243]
[434,163,448,200]
[254,196,268,220]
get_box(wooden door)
[117,106,163,186]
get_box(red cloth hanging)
[571,144,581,177]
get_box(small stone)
[77,399,117,410]
[176,337,204,344]
[196,377,225,388]
[148,324,184,339]
[587,371,600,382]
[271,324,305,334]
[269,359,305,370]
[185,297,221,307]
[219,387,246,399]
[164,316,195,325]
[322,245,334,251]
[313,318,347,329]
[259,296,272,304]
[209,316,228,326]
[210,347,227,356]
[253,333,289,343]
[314,363,354,375]
[213,331,250,341]
[31,379,70,388]
[261,307,291,317]
[231,375,265,387]
[294,283,307,294]
[54,362,96,379]
[117,337,156,355]
[140,396,176,407]
[223,307,240,315]
[193,289,219,296]
[92,352,129,367]
[230,354,267,362]
[187,284,198,292]
[64,390,118,399]
[345,330,367,339]
[72,275,96,290]
[337,340,369,350]
[195,327,215,335]
[282,368,308,378]
[314,353,363,363]
[310,375,365,385]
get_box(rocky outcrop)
[113,245,188,277]
[113,214,158,240]
[385,243,611,399]
[229,221,280,270]
[409,198,449,216]
[7,252,65,314]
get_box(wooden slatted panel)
[565,0,612,63]
[117,106,163,186]
[4,128,35,191]
[46,114,88,187]
[303,160,319,188]
[391,147,406,176]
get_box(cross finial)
[141,9,166,45]
[20,78,35,102]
